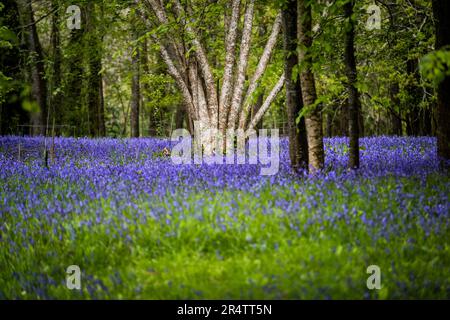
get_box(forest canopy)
[0,0,449,167]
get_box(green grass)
[1,174,449,299]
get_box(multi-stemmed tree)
[135,0,284,152]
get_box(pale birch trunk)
[135,0,284,154]
[239,13,282,130]
[227,0,254,130]
[219,0,240,132]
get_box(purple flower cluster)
[0,135,441,193]
[1,135,447,241]
[0,135,449,299]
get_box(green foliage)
[22,100,40,114]
[1,171,449,298]
[0,3,18,104]
[420,48,450,86]
[0,0,440,136]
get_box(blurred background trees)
[0,0,447,154]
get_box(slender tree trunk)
[239,13,282,130]
[50,0,62,129]
[339,102,348,136]
[298,0,324,171]
[251,92,264,131]
[282,0,308,172]
[65,7,84,134]
[432,0,450,165]
[406,59,422,136]
[131,28,140,138]
[344,0,360,169]
[98,78,105,135]
[98,7,106,136]
[16,0,47,136]
[228,0,254,130]
[358,104,364,137]
[141,38,157,136]
[219,0,240,132]
[389,83,402,135]
[248,24,267,133]
[421,105,432,136]
[175,103,185,129]
[86,2,105,137]
[247,74,285,132]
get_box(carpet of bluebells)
[0,135,449,299]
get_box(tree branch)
[247,73,285,132]
[173,0,219,127]
[218,0,240,131]
[228,0,255,129]
[239,12,282,129]
[144,0,186,74]
[135,2,197,120]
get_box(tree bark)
[406,59,422,136]
[344,0,360,169]
[282,0,308,172]
[338,102,348,136]
[247,74,285,132]
[173,0,219,127]
[239,13,282,130]
[86,2,105,137]
[298,0,324,171]
[141,38,158,136]
[130,28,140,138]
[137,0,283,146]
[228,0,255,130]
[65,7,84,135]
[219,0,240,131]
[50,0,62,129]
[250,92,264,131]
[432,0,450,165]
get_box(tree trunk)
[98,74,106,136]
[228,0,254,130]
[432,0,450,165]
[389,82,402,135]
[86,2,105,137]
[130,28,140,138]
[339,102,348,136]
[251,92,264,131]
[406,59,422,136]
[138,0,283,146]
[298,0,324,171]
[238,13,282,130]
[219,0,240,132]
[65,9,84,135]
[50,0,62,129]
[16,0,47,136]
[344,0,360,169]
[421,105,432,136]
[141,38,158,136]
[282,0,308,172]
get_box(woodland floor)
[0,136,449,299]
